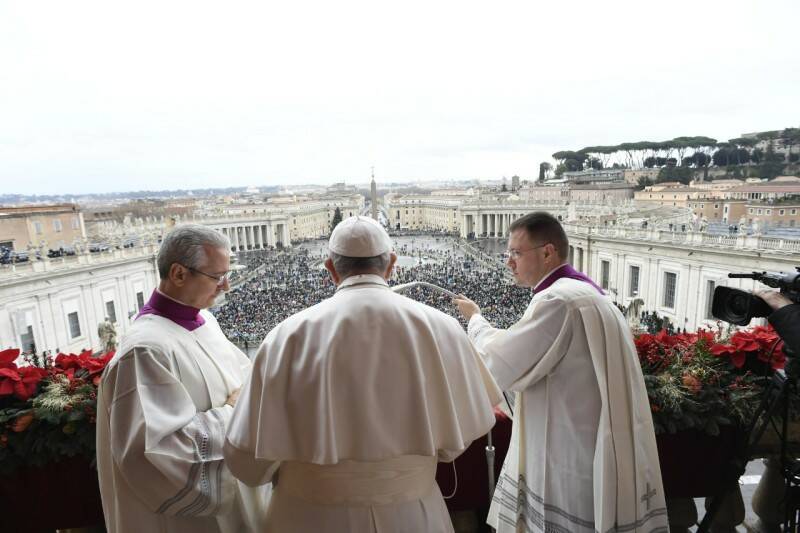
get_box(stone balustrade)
[0,245,158,282]
[562,223,800,253]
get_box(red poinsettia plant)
[0,347,114,474]
[636,326,783,436]
[708,325,786,371]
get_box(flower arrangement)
[636,326,785,436]
[0,348,113,474]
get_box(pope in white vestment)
[224,216,502,533]
[455,213,668,533]
[97,225,270,533]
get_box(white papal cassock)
[97,310,271,533]
[224,274,503,533]
[469,277,668,533]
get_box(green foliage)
[657,166,693,184]
[551,150,587,163]
[586,157,603,170]
[758,145,787,180]
[330,207,343,233]
[637,331,768,436]
[538,162,550,182]
[637,176,655,189]
[0,374,99,475]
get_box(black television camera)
[711,267,800,326]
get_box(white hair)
[157,224,230,278]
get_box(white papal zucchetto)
[328,216,393,257]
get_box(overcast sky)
[1,0,798,195]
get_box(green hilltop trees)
[550,128,800,182]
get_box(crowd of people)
[215,241,532,345]
[215,248,334,343]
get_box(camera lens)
[728,292,750,317]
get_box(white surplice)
[224,274,503,533]
[97,311,271,533]
[469,277,668,533]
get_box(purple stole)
[534,264,605,296]
[136,290,206,331]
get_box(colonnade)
[218,223,290,251]
[461,212,531,238]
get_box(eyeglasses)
[184,265,232,286]
[502,243,549,261]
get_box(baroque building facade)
[0,204,87,252]
[0,246,158,355]
[2,193,798,354]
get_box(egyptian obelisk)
[370,167,378,221]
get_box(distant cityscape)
[1,126,798,358]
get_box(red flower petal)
[0,380,14,396]
[0,348,20,367]
[0,368,20,380]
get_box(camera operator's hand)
[755,290,793,312]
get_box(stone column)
[253,225,262,249]
[226,227,234,250]
[265,223,273,247]
[245,226,253,250]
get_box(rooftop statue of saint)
[97,317,117,352]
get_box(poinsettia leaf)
[0,348,20,366]
[67,411,85,422]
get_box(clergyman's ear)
[384,252,398,280]
[324,257,341,285]
[169,262,188,286]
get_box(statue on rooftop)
[98,317,117,352]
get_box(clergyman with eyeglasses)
[96,224,271,533]
[453,211,667,533]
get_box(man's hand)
[225,387,241,407]
[755,290,793,312]
[453,294,481,321]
